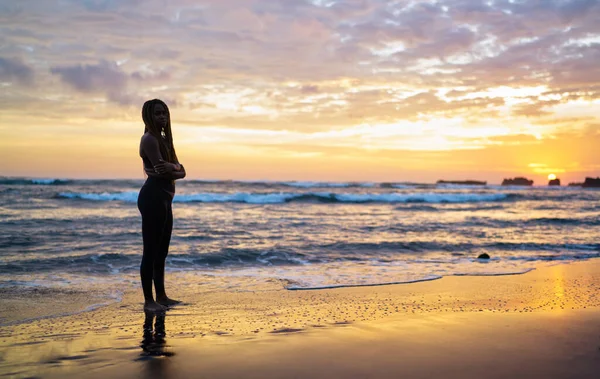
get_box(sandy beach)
[1,259,599,379]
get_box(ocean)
[1,177,599,318]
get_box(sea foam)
[58,191,510,204]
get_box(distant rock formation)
[437,180,487,186]
[568,182,583,187]
[582,177,600,188]
[548,178,561,186]
[502,177,534,186]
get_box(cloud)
[131,69,171,81]
[50,60,127,92]
[74,0,144,12]
[49,60,145,106]
[487,134,541,145]
[0,57,34,85]
[299,84,320,94]
[1,0,599,151]
[49,60,175,106]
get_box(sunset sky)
[1,0,599,183]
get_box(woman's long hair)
[141,99,179,164]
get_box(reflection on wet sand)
[138,311,176,378]
[140,311,174,358]
[140,311,175,359]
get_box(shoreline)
[0,286,124,327]
[286,275,444,290]
[1,259,599,378]
[0,258,595,327]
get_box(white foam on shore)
[452,268,536,276]
[286,275,443,290]
[183,256,575,292]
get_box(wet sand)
[0,287,118,326]
[1,260,599,378]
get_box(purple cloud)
[50,60,127,92]
[0,57,33,85]
[49,60,166,106]
[1,0,598,126]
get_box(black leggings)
[137,178,174,302]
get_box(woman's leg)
[154,200,172,302]
[155,201,181,305]
[138,188,168,311]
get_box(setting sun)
[548,174,557,181]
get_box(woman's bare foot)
[156,296,181,307]
[144,301,167,313]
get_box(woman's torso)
[139,137,175,198]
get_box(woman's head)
[142,99,178,163]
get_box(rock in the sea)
[548,178,561,186]
[502,177,534,186]
[477,253,490,259]
[582,177,600,188]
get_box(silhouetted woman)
[137,99,186,312]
